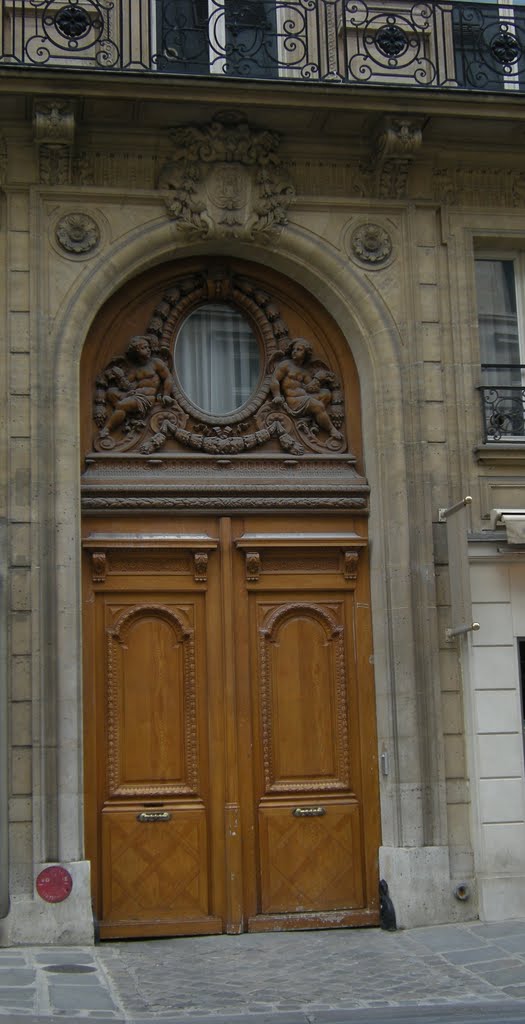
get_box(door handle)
[136,811,172,823]
[292,806,326,818]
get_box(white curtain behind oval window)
[175,303,261,415]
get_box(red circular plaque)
[36,866,73,904]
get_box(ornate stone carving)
[158,112,295,241]
[433,166,525,207]
[33,99,75,185]
[91,269,348,460]
[246,552,261,582]
[56,212,100,255]
[372,116,423,199]
[350,223,393,266]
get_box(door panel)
[258,800,364,914]
[83,517,379,937]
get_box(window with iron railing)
[1,1,525,89]
[476,257,525,442]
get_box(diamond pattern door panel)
[259,801,364,913]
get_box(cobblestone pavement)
[1,920,525,1023]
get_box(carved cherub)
[96,336,174,440]
[269,337,342,441]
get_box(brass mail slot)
[137,810,172,823]
[292,806,326,818]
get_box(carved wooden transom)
[91,268,348,459]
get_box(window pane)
[475,258,520,369]
[175,303,261,415]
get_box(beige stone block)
[423,363,444,402]
[471,562,511,603]
[438,647,461,691]
[475,690,521,733]
[482,822,525,873]
[472,604,515,646]
[446,779,470,804]
[10,524,31,566]
[8,194,29,232]
[479,779,525,824]
[435,566,450,606]
[414,208,438,246]
[416,246,438,284]
[9,823,33,893]
[9,312,30,353]
[419,283,439,323]
[472,645,518,690]
[9,271,29,312]
[510,564,525,632]
[11,656,31,701]
[10,439,30,520]
[478,733,524,778]
[8,797,32,823]
[10,612,31,656]
[9,353,30,395]
[10,702,32,746]
[444,734,466,778]
[421,323,442,361]
[10,396,30,437]
[424,401,446,441]
[9,231,29,271]
[442,692,463,734]
[11,748,32,795]
[10,569,31,612]
[447,802,472,845]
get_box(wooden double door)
[83,514,380,939]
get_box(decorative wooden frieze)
[344,551,359,581]
[90,268,348,462]
[91,551,107,582]
[245,551,261,582]
[157,111,295,241]
[193,551,208,583]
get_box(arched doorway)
[81,258,380,939]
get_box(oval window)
[175,303,261,416]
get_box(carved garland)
[258,602,351,794]
[106,605,199,798]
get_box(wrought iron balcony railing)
[479,365,525,442]
[1,1,525,90]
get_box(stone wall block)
[8,194,30,233]
[9,353,30,395]
[10,702,32,746]
[10,612,31,656]
[9,312,30,353]
[10,396,30,437]
[11,657,31,701]
[10,568,31,611]
[10,439,31,520]
[9,270,29,311]
[10,524,31,566]
[11,748,32,795]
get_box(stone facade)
[0,60,525,944]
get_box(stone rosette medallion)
[55,211,100,256]
[349,223,393,268]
